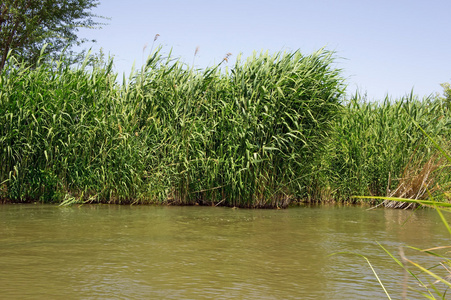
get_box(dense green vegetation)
[328,94,450,202]
[1,48,450,207]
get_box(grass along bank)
[1,47,450,207]
[326,93,451,204]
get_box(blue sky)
[78,0,451,100]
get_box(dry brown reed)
[383,154,444,209]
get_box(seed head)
[223,52,232,62]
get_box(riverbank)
[1,48,450,207]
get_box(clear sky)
[78,0,451,101]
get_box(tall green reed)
[128,47,345,207]
[9,46,447,207]
[0,51,154,203]
[326,93,451,202]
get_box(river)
[0,204,449,299]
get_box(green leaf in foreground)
[330,252,392,300]
[354,196,451,210]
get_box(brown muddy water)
[0,204,449,299]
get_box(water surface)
[0,204,449,299]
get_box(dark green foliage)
[0,0,104,71]
[439,82,451,111]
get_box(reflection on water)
[0,204,448,299]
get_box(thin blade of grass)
[354,196,451,209]
[330,252,392,300]
[406,258,451,289]
[434,205,451,235]
[377,242,428,289]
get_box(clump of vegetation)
[0,50,144,203]
[133,48,345,207]
[1,44,450,207]
[1,47,346,207]
[325,93,451,203]
[439,82,451,111]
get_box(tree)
[439,82,451,111]
[0,0,105,71]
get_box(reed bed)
[326,94,451,202]
[0,53,152,203]
[127,48,345,207]
[1,47,450,207]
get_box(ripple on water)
[0,204,448,299]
